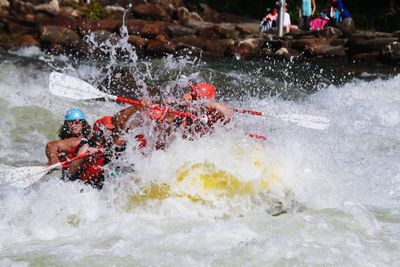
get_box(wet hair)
[58,120,91,139]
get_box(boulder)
[78,19,100,35]
[0,0,9,8]
[97,19,122,32]
[199,3,220,23]
[197,25,224,40]
[77,19,121,35]
[175,43,202,57]
[36,13,78,30]
[176,6,189,24]
[292,37,328,50]
[330,38,347,46]
[166,25,196,38]
[104,5,125,19]
[351,31,393,39]
[236,23,259,34]
[165,0,184,8]
[173,35,207,50]
[380,41,400,64]
[203,39,236,57]
[87,30,120,46]
[351,51,380,62]
[198,3,241,23]
[146,37,176,56]
[263,39,286,50]
[233,38,264,59]
[126,20,169,38]
[305,44,347,58]
[8,0,34,17]
[186,12,203,24]
[348,37,399,54]
[337,17,356,36]
[59,7,81,18]
[132,3,171,21]
[320,26,343,39]
[217,23,238,39]
[4,19,35,34]
[185,21,214,31]
[275,47,290,59]
[34,0,60,16]
[40,25,80,46]
[10,34,40,50]
[128,34,148,48]
[173,35,235,57]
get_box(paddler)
[112,104,177,154]
[45,108,91,165]
[66,115,122,190]
[175,82,233,139]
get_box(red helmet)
[189,82,216,100]
[93,116,115,132]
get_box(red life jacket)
[67,139,106,189]
[80,149,106,183]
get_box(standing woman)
[45,108,91,165]
[299,0,316,30]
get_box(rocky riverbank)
[0,0,399,65]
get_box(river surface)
[0,37,400,266]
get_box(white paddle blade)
[0,164,59,188]
[49,72,110,100]
[274,114,330,130]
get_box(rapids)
[0,38,400,265]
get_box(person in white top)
[282,4,298,33]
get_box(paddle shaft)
[232,108,263,116]
[59,151,92,169]
[115,96,197,119]
[245,132,267,140]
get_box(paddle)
[0,152,91,189]
[232,108,330,130]
[49,72,196,119]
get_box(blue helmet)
[64,108,85,121]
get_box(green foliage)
[62,0,107,20]
[82,0,106,20]
[63,0,80,9]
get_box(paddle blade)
[0,165,57,188]
[274,114,330,130]
[49,72,111,100]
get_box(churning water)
[0,34,400,266]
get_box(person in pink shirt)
[260,6,278,32]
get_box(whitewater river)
[0,40,400,266]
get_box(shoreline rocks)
[0,0,399,65]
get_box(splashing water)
[0,26,400,265]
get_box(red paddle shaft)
[60,151,92,169]
[232,108,263,116]
[115,96,267,140]
[116,96,197,119]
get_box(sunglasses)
[66,120,84,125]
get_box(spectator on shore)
[328,0,350,24]
[310,13,330,30]
[260,6,278,32]
[283,4,299,33]
[299,0,316,30]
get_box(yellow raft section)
[128,158,281,205]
